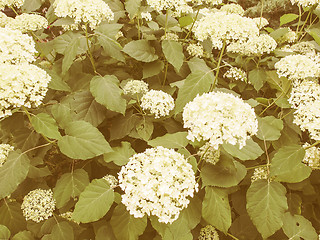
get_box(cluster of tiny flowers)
[190,0,222,5]
[0,0,24,10]
[192,11,259,49]
[6,13,48,33]
[302,143,320,168]
[53,0,114,29]
[224,67,247,82]
[141,90,174,118]
[198,142,220,165]
[251,166,268,183]
[161,32,179,41]
[118,146,198,224]
[290,42,316,55]
[279,28,297,44]
[102,174,118,189]
[220,3,245,16]
[0,144,14,166]
[186,43,204,57]
[227,34,277,56]
[146,0,193,15]
[141,12,152,21]
[275,54,320,80]
[21,189,56,223]
[182,92,258,149]
[288,79,320,140]
[0,12,12,27]
[60,211,79,224]
[0,64,51,118]
[0,27,37,64]
[123,80,149,96]
[290,0,320,7]
[199,225,219,240]
[252,17,269,29]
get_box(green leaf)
[202,187,231,233]
[73,179,114,223]
[0,151,30,199]
[0,225,10,240]
[104,141,135,166]
[51,222,74,240]
[222,139,264,161]
[62,37,80,75]
[125,0,141,19]
[282,213,317,240]
[265,70,291,94]
[122,40,158,62]
[162,40,184,71]
[179,16,193,27]
[110,204,147,240]
[0,202,26,235]
[13,128,40,151]
[58,121,112,160]
[143,60,164,79]
[12,231,34,240]
[109,111,140,140]
[246,180,288,239]
[22,0,41,11]
[270,145,311,183]
[130,117,154,141]
[51,104,73,129]
[53,32,86,55]
[31,113,61,140]
[47,69,71,92]
[256,116,283,141]
[90,75,126,114]
[175,70,214,113]
[280,13,299,26]
[306,28,320,46]
[148,132,188,148]
[53,169,90,208]
[248,68,267,91]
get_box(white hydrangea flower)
[186,43,204,57]
[303,143,320,168]
[118,146,198,224]
[0,12,13,27]
[290,0,320,7]
[291,42,315,55]
[0,144,14,166]
[0,27,37,64]
[279,28,297,44]
[60,211,79,224]
[141,12,152,21]
[6,13,48,33]
[252,17,269,29]
[0,0,24,10]
[192,11,260,49]
[198,142,220,165]
[251,166,268,183]
[161,32,179,41]
[141,90,174,118]
[220,3,245,16]
[224,67,247,82]
[53,0,114,29]
[102,174,118,189]
[190,0,222,5]
[123,80,149,96]
[227,34,277,56]
[21,189,56,223]
[199,225,219,240]
[0,63,51,118]
[182,92,258,149]
[146,0,193,15]
[275,54,320,80]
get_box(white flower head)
[0,27,37,64]
[141,12,152,21]
[198,142,220,165]
[146,0,193,15]
[190,0,222,5]
[118,146,198,224]
[0,0,24,10]
[102,174,118,189]
[199,225,219,240]
[224,67,247,82]
[303,143,320,169]
[182,91,258,149]
[141,90,174,118]
[161,32,179,41]
[186,43,204,58]
[252,17,269,29]
[6,13,48,33]
[0,144,14,166]
[251,166,268,183]
[279,28,297,44]
[220,3,245,16]
[290,0,320,7]
[60,211,79,224]
[123,80,149,96]
[21,189,56,223]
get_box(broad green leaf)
[53,169,90,208]
[0,202,26,235]
[125,0,141,18]
[162,40,184,71]
[246,180,288,239]
[188,57,211,72]
[280,13,299,26]
[22,0,41,11]
[0,151,30,199]
[265,70,291,94]
[175,70,214,113]
[248,68,267,91]
[222,139,264,161]
[104,141,135,166]
[110,204,147,240]
[122,40,158,62]
[270,28,290,41]
[51,222,74,240]
[179,16,193,27]
[282,213,317,240]
[90,75,126,114]
[62,37,80,75]
[256,116,283,141]
[148,132,188,148]
[307,28,320,46]
[230,215,259,240]
[12,231,34,240]
[47,69,71,92]
[51,103,72,129]
[58,121,112,160]
[143,60,164,79]
[0,225,10,240]
[73,179,114,223]
[270,145,311,183]
[129,117,154,141]
[31,113,61,140]
[287,193,302,215]
[109,111,140,140]
[13,128,40,151]
[179,196,202,229]
[53,32,86,55]
[202,187,231,233]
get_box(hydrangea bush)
[1,0,320,239]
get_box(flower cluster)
[198,142,220,165]
[251,166,268,182]
[191,0,222,5]
[186,43,204,57]
[0,63,51,118]
[199,225,219,240]
[290,0,320,7]
[60,211,79,224]
[183,92,258,149]
[224,67,247,82]
[146,0,192,15]
[303,143,320,168]
[118,146,198,224]
[53,0,114,29]
[220,3,245,16]
[0,27,37,64]
[0,144,14,166]
[192,11,259,49]
[0,0,24,10]
[102,174,118,189]
[252,17,269,29]
[21,189,56,223]
[279,28,297,43]
[161,32,179,41]
[123,80,149,96]
[6,13,48,33]
[141,12,152,21]
[141,90,174,118]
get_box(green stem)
[304,140,320,149]
[263,139,271,182]
[9,6,18,16]
[164,11,169,37]
[209,40,226,91]
[227,233,239,240]
[162,61,169,86]
[84,24,97,74]
[184,9,200,41]
[246,164,270,170]
[296,5,302,35]
[137,17,141,40]
[297,7,314,39]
